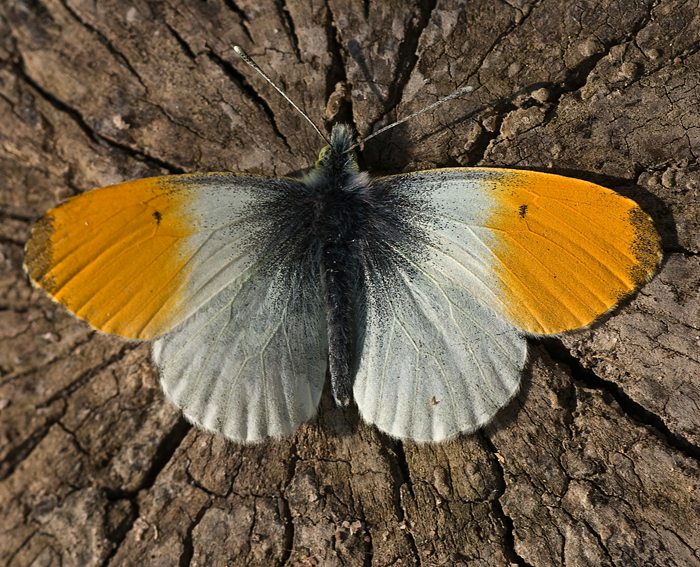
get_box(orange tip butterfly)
[24,47,661,443]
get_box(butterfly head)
[315,123,359,173]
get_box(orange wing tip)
[23,177,198,341]
[24,209,136,339]
[489,170,663,336]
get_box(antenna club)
[232,45,251,63]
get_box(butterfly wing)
[354,249,528,442]
[153,259,327,442]
[26,173,328,441]
[25,173,302,339]
[353,168,661,441]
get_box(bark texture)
[1,1,699,565]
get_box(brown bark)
[1,0,698,565]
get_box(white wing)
[353,170,528,442]
[153,261,327,443]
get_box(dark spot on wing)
[518,204,528,218]
[152,211,162,225]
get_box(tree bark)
[1,1,698,565]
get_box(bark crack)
[141,418,191,492]
[0,344,138,480]
[222,0,254,43]
[324,1,356,133]
[58,0,148,92]
[179,505,208,567]
[206,49,292,151]
[279,441,298,566]
[35,344,137,409]
[544,339,700,463]
[472,0,542,89]
[13,58,183,174]
[362,0,370,20]
[0,210,35,223]
[164,20,198,61]
[275,0,301,63]
[390,440,421,565]
[580,516,616,564]
[0,233,25,247]
[480,433,535,567]
[100,419,191,566]
[0,331,96,388]
[0,420,57,481]
[367,0,437,135]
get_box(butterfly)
[24,48,661,443]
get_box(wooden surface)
[1,1,699,565]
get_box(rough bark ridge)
[1,1,699,565]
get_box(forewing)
[372,168,661,336]
[153,262,327,443]
[25,173,305,339]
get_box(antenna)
[345,85,474,152]
[232,45,329,144]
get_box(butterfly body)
[301,124,427,406]
[304,124,370,406]
[25,123,661,443]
